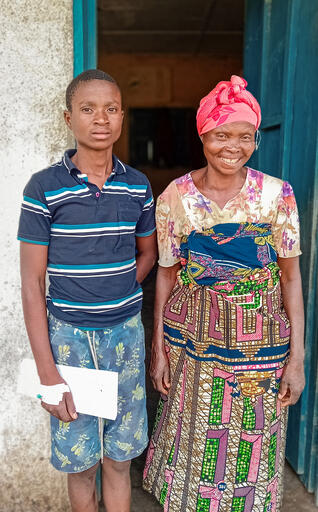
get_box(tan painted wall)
[98,53,242,162]
[0,2,73,510]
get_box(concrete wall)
[98,53,242,163]
[0,2,73,510]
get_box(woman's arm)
[150,263,181,395]
[277,255,305,407]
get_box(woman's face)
[202,121,256,176]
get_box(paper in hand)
[57,364,118,420]
[17,358,118,420]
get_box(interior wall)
[98,53,242,169]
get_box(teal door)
[73,0,97,76]
[244,0,318,501]
[72,0,100,495]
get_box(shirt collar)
[112,154,126,175]
[63,150,126,176]
[63,149,79,174]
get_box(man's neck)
[71,146,114,188]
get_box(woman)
[143,76,305,512]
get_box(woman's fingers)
[278,360,305,407]
[150,365,170,395]
[162,366,171,392]
[151,369,169,395]
[278,379,289,402]
[283,383,304,407]
[150,345,171,395]
[278,380,304,407]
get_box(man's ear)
[64,110,72,129]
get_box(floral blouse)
[156,168,301,267]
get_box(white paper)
[57,364,118,420]
[17,358,118,420]
[17,358,41,398]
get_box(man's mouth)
[91,132,111,138]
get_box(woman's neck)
[192,165,248,209]
[203,165,247,192]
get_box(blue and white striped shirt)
[18,150,156,328]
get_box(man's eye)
[82,107,92,113]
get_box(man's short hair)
[66,69,119,111]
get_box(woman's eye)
[107,107,117,112]
[217,134,226,139]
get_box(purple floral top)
[156,168,301,267]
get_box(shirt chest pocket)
[117,195,142,224]
[107,196,141,254]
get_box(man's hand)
[41,387,78,422]
[278,359,305,407]
[150,338,171,395]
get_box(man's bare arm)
[20,242,77,421]
[135,232,158,283]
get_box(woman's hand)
[150,337,171,395]
[278,358,305,407]
[277,256,305,407]
[150,264,180,395]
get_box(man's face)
[64,79,124,151]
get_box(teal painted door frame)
[73,0,97,76]
[244,0,318,502]
[72,0,100,493]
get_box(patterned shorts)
[48,312,148,473]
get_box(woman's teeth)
[221,158,240,164]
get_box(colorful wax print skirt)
[143,223,290,512]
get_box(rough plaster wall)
[0,1,73,510]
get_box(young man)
[18,69,157,512]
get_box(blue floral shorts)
[48,312,148,473]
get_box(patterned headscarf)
[196,75,261,136]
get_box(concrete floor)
[101,271,318,511]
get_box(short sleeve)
[272,181,301,258]
[135,178,156,237]
[17,175,51,245]
[156,182,187,267]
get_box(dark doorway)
[129,108,205,170]
[98,0,244,179]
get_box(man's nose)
[95,110,109,123]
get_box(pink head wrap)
[196,75,261,136]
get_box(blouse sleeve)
[156,182,185,267]
[272,181,301,258]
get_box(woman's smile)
[220,156,241,165]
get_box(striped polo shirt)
[18,150,156,328]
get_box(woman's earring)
[255,130,261,150]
